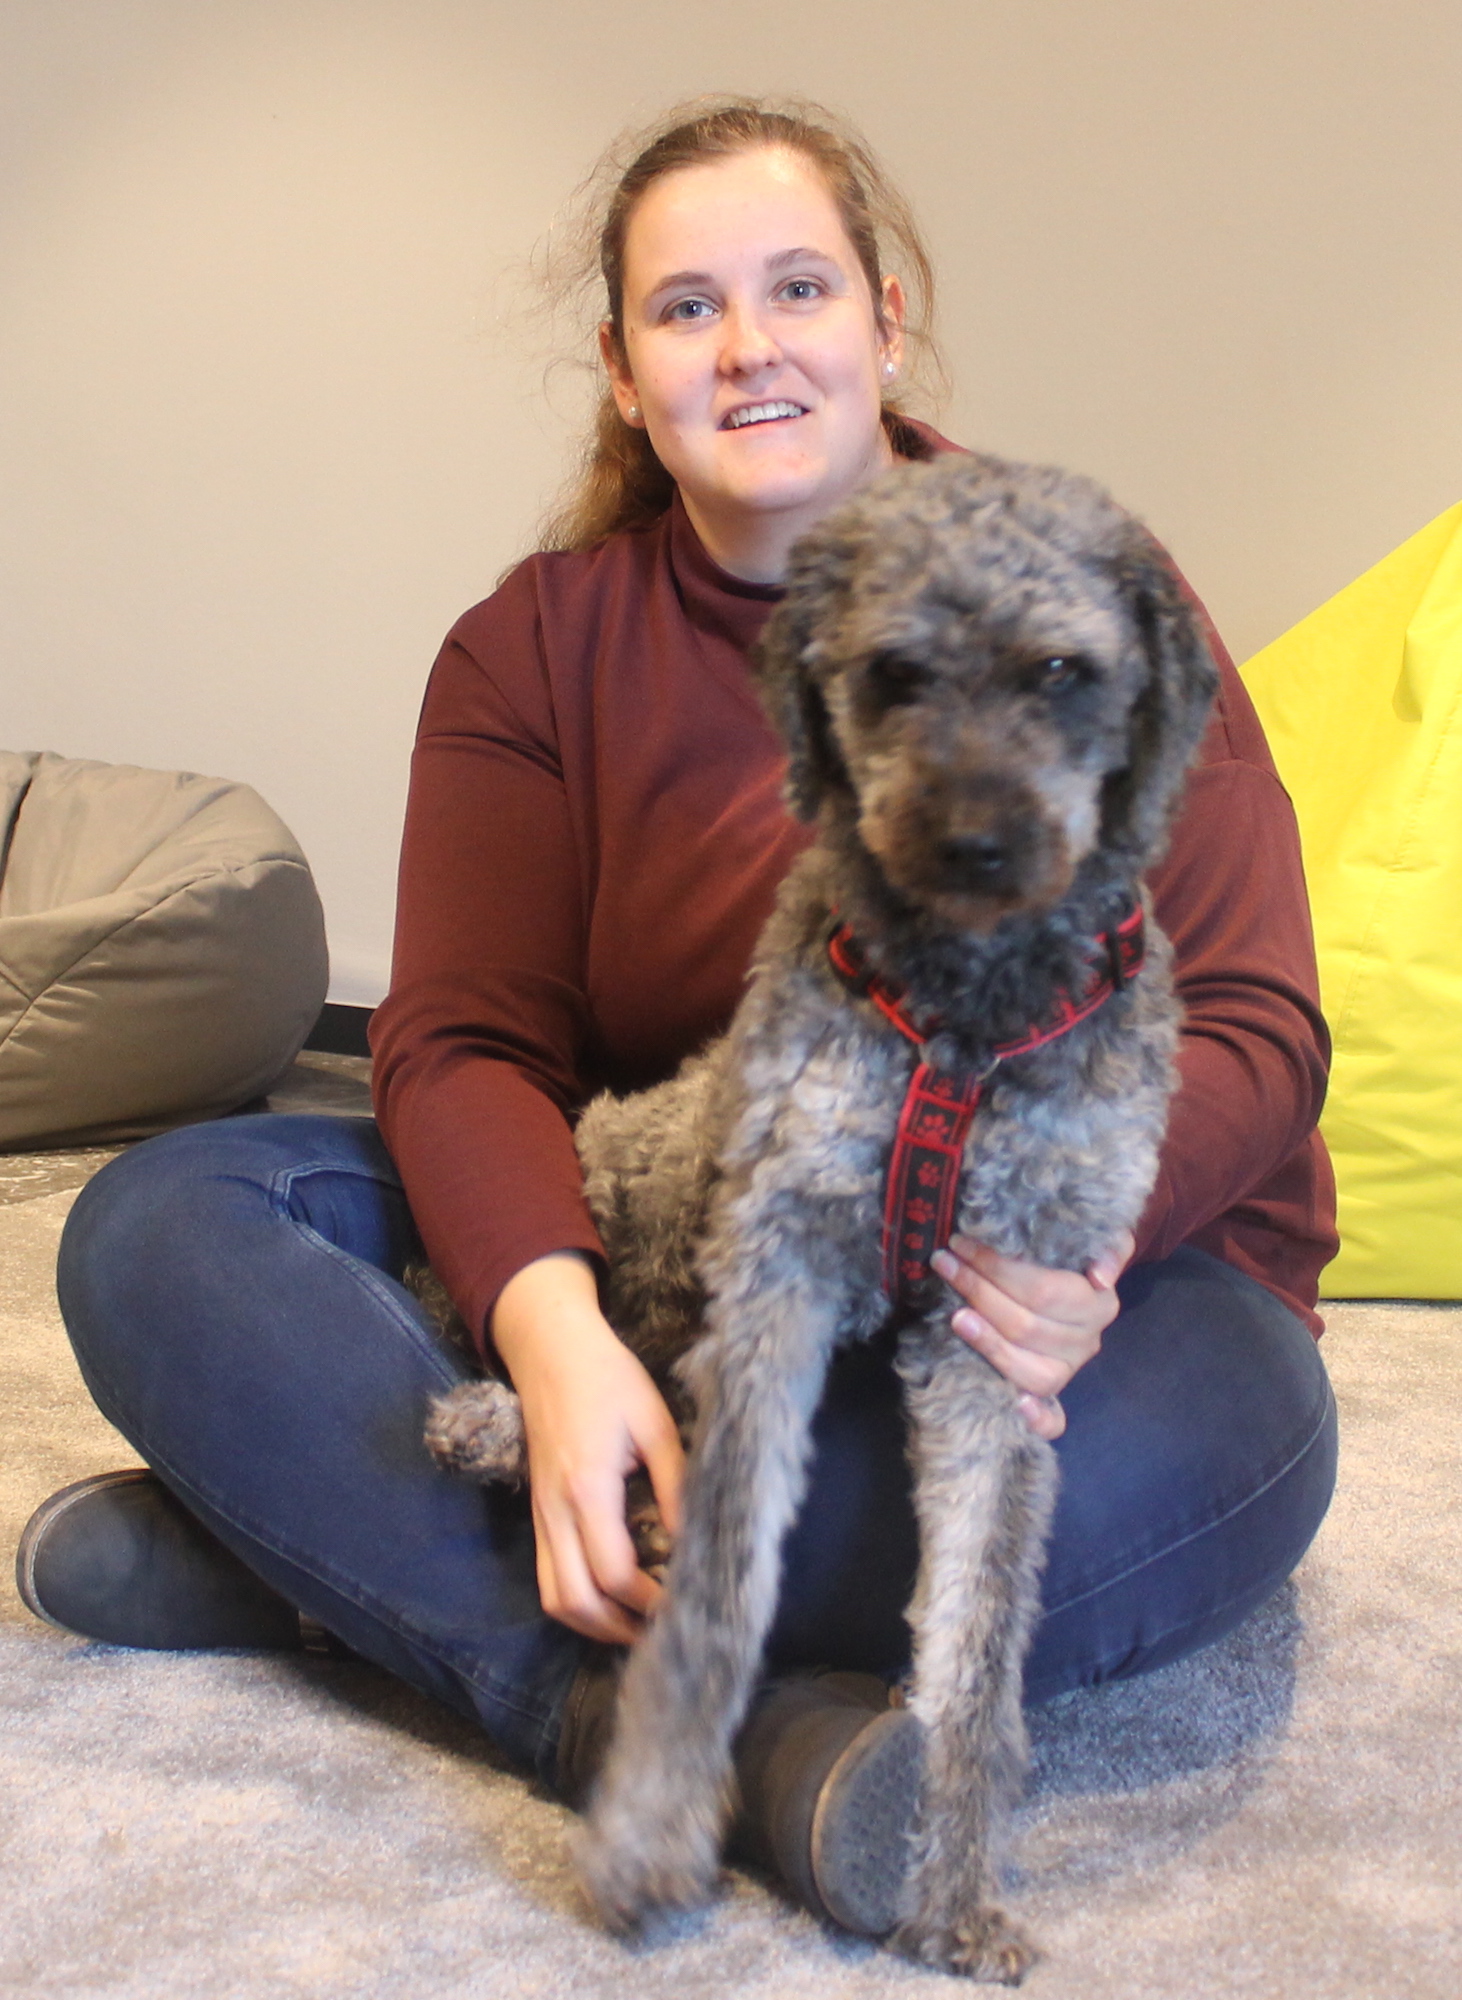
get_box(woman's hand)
[490,1251,684,1646]
[930,1231,1134,1440]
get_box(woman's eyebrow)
[647,269,715,295]
[646,248,844,294]
[764,246,841,272]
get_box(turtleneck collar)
[666,490,783,653]
[661,418,962,651]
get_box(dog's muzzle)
[934,828,1024,897]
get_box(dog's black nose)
[937,834,1014,888]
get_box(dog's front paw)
[894,1908,1037,1985]
[422,1380,527,1482]
[575,1791,722,1933]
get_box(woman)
[21,99,1339,1931]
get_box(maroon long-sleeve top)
[372,475,1338,1346]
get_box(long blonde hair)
[538,97,945,553]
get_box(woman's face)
[602,145,905,582]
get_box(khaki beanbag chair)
[1242,499,1462,1298]
[0,750,328,1149]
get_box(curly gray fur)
[424,453,1218,1980]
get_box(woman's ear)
[878,274,907,384]
[599,322,642,426]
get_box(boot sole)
[809,1706,924,1935]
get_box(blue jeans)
[56,1114,1337,1785]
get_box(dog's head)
[755,454,1218,931]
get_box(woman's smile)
[721,399,809,430]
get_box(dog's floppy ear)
[1100,530,1220,861]
[752,521,860,821]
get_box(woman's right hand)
[490,1250,684,1646]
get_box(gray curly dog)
[424,452,1218,1980]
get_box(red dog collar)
[826,905,1145,1311]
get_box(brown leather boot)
[554,1661,922,1936]
[16,1470,306,1651]
[553,1647,625,1808]
[730,1669,922,1935]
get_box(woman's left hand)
[930,1230,1134,1440]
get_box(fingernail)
[931,1249,958,1280]
[953,1308,986,1342]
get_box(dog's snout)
[937,832,1015,889]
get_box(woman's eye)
[666,297,716,323]
[777,278,824,303]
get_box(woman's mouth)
[722,400,808,431]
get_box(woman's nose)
[717,303,782,377]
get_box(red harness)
[826,905,1146,1312]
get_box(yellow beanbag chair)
[1242,501,1462,1298]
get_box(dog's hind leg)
[577,1270,848,1932]
[892,1322,1057,1984]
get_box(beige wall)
[4,0,1459,1003]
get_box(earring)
[882,360,897,381]
[627,404,640,422]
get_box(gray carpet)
[2,1060,1458,1996]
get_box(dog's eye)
[864,653,931,708]
[1028,654,1093,694]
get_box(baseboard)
[304,1002,374,1058]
